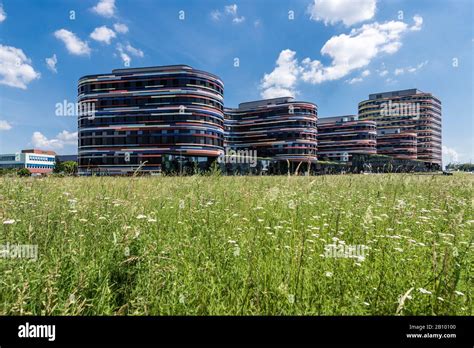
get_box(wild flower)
[454,291,465,296]
[3,219,15,225]
[325,271,333,278]
[418,288,432,295]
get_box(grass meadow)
[0,174,472,315]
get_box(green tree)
[17,168,30,177]
[54,160,77,175]
[62,161,78,175]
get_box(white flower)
[147,218,157,223]
[3,219,15,225]
[325,271,333,278]
[287,294,295,304]
[233,246,240,257]
[136,214,147,219]
[454,291,465,296]
[418,288,432,295]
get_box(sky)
[0,0,472,166]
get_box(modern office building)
[0,149,56,174]
[376,129,418,160]
[224,97,318,163]
[358,89,441,167]
[77,65,225,175]
[317,115,377,162]
[76,65,442,174]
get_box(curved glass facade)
[78,65,224,174]
[225,97,318,162]
[358,89,441,166]
[377,131,417,160]
[317,116,377,161]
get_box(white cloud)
[394,60,428,75]
[308,0,377,26]
[442,145,459,164]
[0,4,6,23]
[116,43,143,65]
[233,16,245,24]
[260,16,422,94]
[346,69,370,84]
[113,23,129,34]
[260,49,300,99]
[116,43,144,65]
[210,10,222,21]
[411,15,423,31]
[347,77,363,84]
[92,0,116,18]
[90,26,116,44]
[378,69,388,77]
[45,54,58,73]
[124,43,143,57]
[302,17,421,84]
[56,130,78,144]
[212,4,245,23]
[225,4,238,16]
[304,13,424,84]
[0,44,41,89]
[117,50,130,65]
[0,120,12,131]
[394,68,404,75]
[54,29,91,56]
[31,130,77,150]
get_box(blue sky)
[0,0,472,165]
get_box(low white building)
[0,149,56,174]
